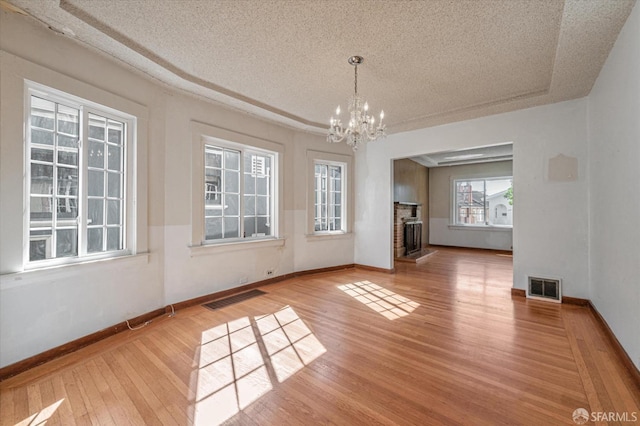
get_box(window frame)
[306,150,352,236]
[451,176,513,228]
[202,142,276,243]
[191,121,283,248]
[23,83,137,269]
[313,160,346,234]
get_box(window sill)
[189,237,286,256]
[0,252,150,290]
[305,231,354,241]
[448,225,513,232]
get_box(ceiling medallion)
[327,56,386,150]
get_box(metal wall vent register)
[527,277,562,303]
[203,289,266,310]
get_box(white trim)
[188,237,286,256]
[0,54,148,275]
[190,120,284,247]
[306,150,353,235]
[23,82,139,270]
[313,162,345,232]
[22,82,32,269]
[447,225,512,232]
[0,252,150,290]
[305,231,354,241]
[450,175,513,227]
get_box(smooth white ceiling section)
[411,144,513,168]
[4,0,635,133]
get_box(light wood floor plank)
[113,345,180,425]
[49,375,75,426]
[100,351,160,425]
[1,247,638,425]
[87,357,145,426]
[24,384,41,424]
[58,369,88,424]
[106,349,167,425]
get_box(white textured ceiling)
[3,0,636,134]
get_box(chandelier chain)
[354,64,358,95]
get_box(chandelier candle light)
[327,56,386,150]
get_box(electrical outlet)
[266,269,274,276]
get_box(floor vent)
[527,277,562,303]
[203,289,266,310]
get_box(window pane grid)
[87,113,125,253]
[204,146,239,240]
[205,146,273,241]
[29,97,79,261]
[314,163,344,232]
[328,165,341,231]
[243,152,271,238]
[27,94,128,264]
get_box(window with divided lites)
[314,161,345,232]
[27,91,133,264]
[204,144,276,241]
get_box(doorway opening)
[392,143,513,264]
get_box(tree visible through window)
[454,177,513,226]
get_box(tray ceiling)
[3,0,635,134]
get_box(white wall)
[355,99,590,299]
[161,98,355,305]
[588,2,640,369]
[428,161,513,250]
[0,11,354,368]
[0,13,164,368]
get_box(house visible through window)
[204,145,275,241]
[454,177,513,226]
[27,92,133,264]
[314,162,344,232]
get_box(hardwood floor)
[1,247,638,425]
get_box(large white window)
[26,89,134,265]
[204,144,275,241]
[314,161,345,232]
[454,177,513,227]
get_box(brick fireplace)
[394,202,423,258]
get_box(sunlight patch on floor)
[338,280,420,320]
[194,306,326,425]
[15,398,65,426]
[257,306,326,382]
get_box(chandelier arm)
[327,130,347,144]
[327,122,347,144]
